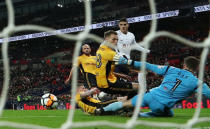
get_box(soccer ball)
[41,93,58,109]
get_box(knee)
[123,100,133,108]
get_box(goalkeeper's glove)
[113,54,133,65]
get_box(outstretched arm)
[114,54,169,75]
[131,40,150,53]
[195,83,210,99]
[133,62,169,75]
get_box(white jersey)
[116,30,150,59]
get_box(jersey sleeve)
[133,61,169,75]
[195,83,210,99]
[74,57,81,67]
[105,50,117,61]
[131,44,151,53]
[131,34,150,53]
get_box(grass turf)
[0,109,209,129]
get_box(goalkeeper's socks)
[103,102,123,112]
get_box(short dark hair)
[104,30,117,38]
[184,56,200,71]
[119,18,128,23]
[82,43,90,47]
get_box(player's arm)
[113,54,169,75]
[131,36,150,53]
[195,83,210,99]
[65,67,75,84]
[80,88,100,98]
[132,62,169,75]
[65,58,80,84]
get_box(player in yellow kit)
[76,86,119,115]
[65,44,97,89]
[95,30,139,96]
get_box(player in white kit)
[115,18,150,75]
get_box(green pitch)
[0,109,209,129]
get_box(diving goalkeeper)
[100,56,210,117]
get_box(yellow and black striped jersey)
[76,92,117,114]
[75,54,96,75]
[76,93,100,114]
[95,45,117,88]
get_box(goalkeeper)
[100,56,210,117]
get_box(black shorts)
[83,73,97,89]
[114,64,130,75]
[99,78,137,96]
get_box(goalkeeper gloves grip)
[113,54,133,65]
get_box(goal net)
[0,0,209,129]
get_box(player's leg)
[95,78,145,112]
[83,73,97,89]
[105,78,137,95]
[163,107,174,117]
[102,99,132,112]
[114,64,130,75]
[94,99,118,115]
[139,93,174,117]
[77,99,97,114]
[101,93,142,112]
[84,73,109,100]
[139,93,162,117]
[100,87,150,112]
[139,108,174,117]
[130,92,165,117]
[100,91,153,114]
[148,104,174,117]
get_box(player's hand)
[92,87,100,94]
[114,54,128,65]
[114,54,133,65]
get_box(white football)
[41,93,58,109]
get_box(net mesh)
[0,0,209,129]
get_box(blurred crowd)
[5,63,72,108]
